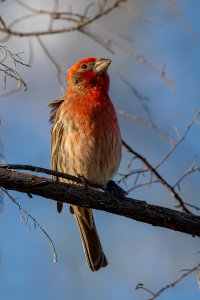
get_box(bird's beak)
[94,58,111,74]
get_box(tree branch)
[0,0,125,37]
[1,163,104,189]
[147,262,200,300]
[122,140,191,214]
[0,167,200,238]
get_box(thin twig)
[37,36,65,90]
[147,262,200,300]
[78,27,114,54]
[121,3,161,25]
[110,40,175,90]
[174,166,200,191]
[166,0,196,39]
[0,0,126,37]
[0,45,29,91]
[1,187,57,263]
[155,111,200,169]
[117,108,154,128]
[122,140,191,213]
[127,180,159,193]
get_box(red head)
[67,57,111,94]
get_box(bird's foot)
[77,174,89,190]
[106,180,127,198]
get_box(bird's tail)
[72,205,108,271]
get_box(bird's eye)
[81,64,87,69]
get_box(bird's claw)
[106,180,127,198]
[77,174,89,190]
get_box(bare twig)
[155,111,200,169]
[0,0,176,90]
[121,3,161,25]
[48,0,59,31]
[0,45,29,92]
[135,283,155,297]
[1,187,57,262]
[147,262,200,300]
[166,0,196,39]
[173,159,200,191]
[37,36,65,90]
[122,140,191,213]
[0,0,126,37]
[78,27,114,53]
[127,179,159,193]
[117,108,154,128]
[110,41,175,90]
[181,202,200,212]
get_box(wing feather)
[48,98,64,124]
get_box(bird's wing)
[48,98,64,124]
[50,100,66,213]
[49,97,66,180]
[51,120,64,181]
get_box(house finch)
[49,57,121,271]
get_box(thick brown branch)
[0,168,200,237]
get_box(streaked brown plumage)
[49,57,121,271]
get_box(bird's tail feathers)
[72,206,108,271]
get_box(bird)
[49,57,122,271]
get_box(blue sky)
[0,1,200,300]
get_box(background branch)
[0,45,29,92]
[122,140,191,214]
[140,262,200,300]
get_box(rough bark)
[0,168,200,237]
